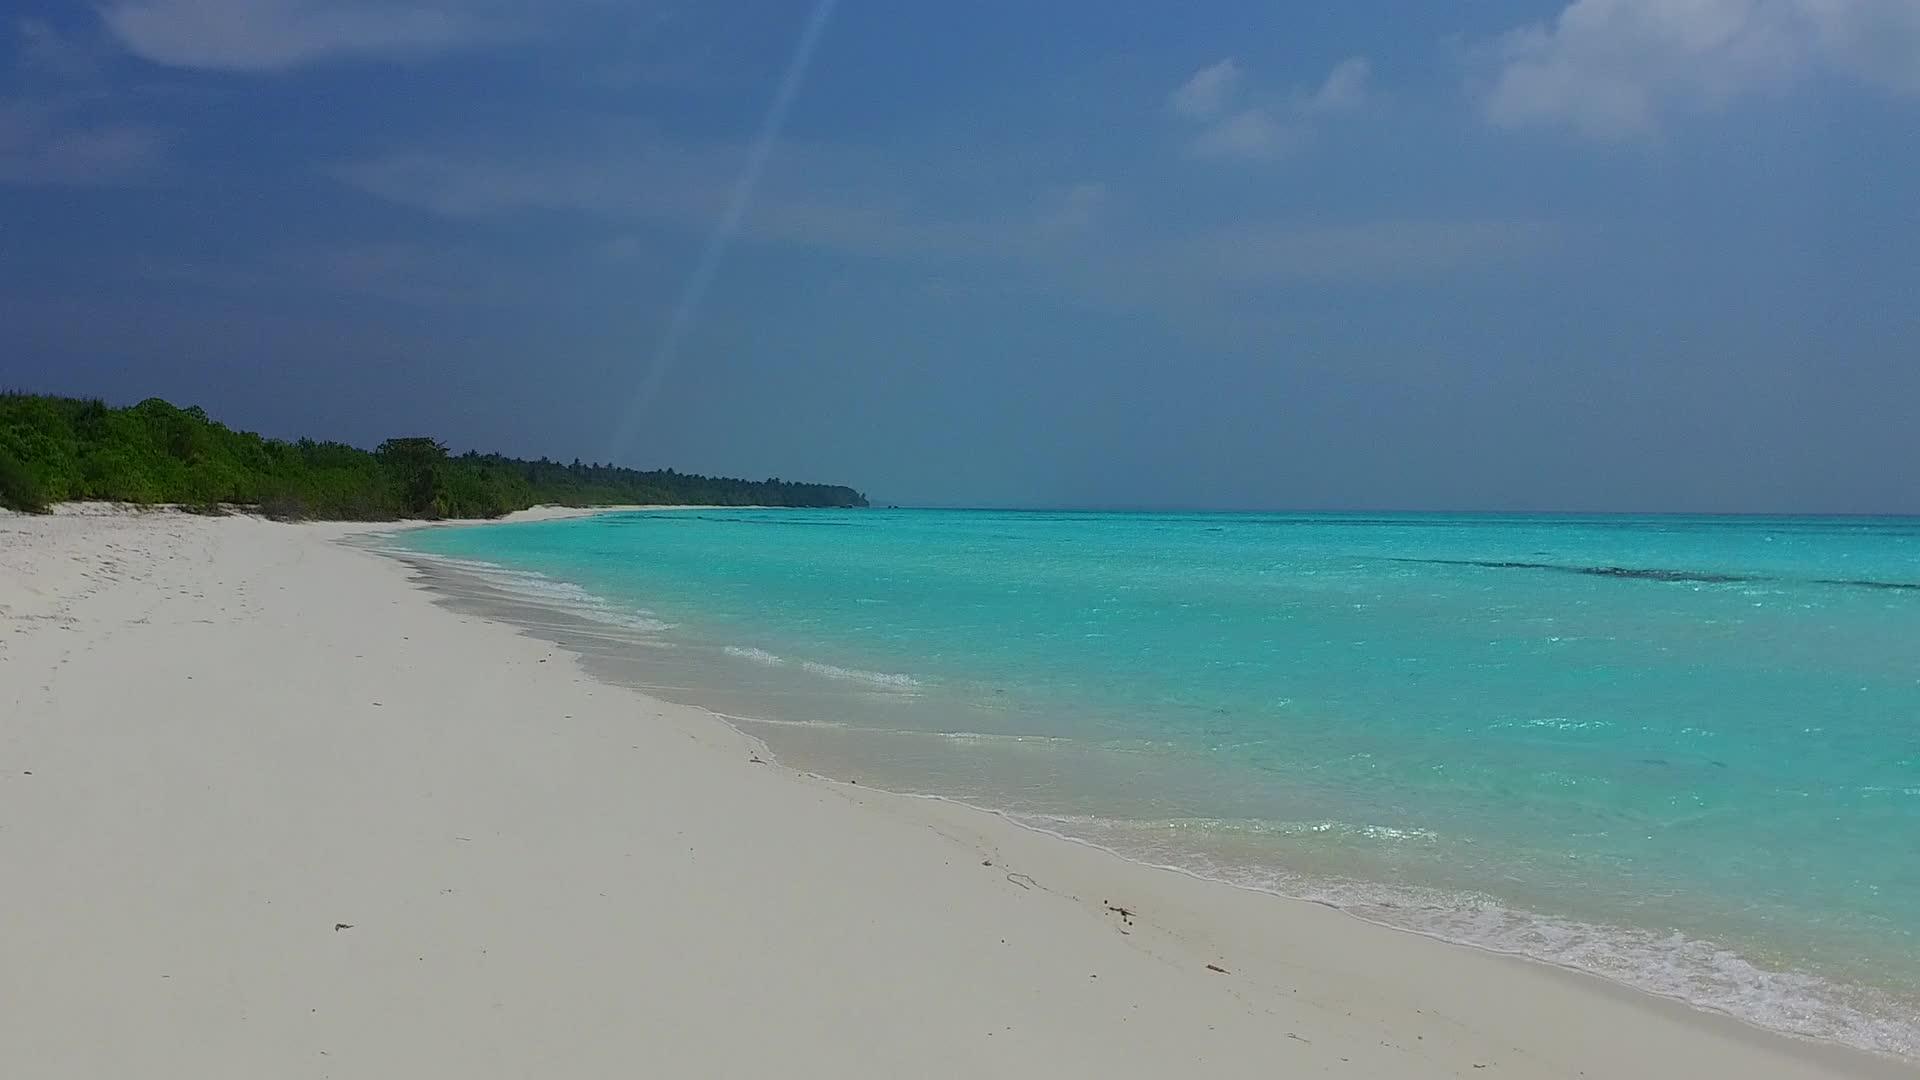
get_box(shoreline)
[382,534,1920,1067]
[3,506,1911,1077]
[19,501,753,524]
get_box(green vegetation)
[0,393,867,518]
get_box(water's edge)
[361,535,1920,1065]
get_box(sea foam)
[1011,811,1920,1061]
[721,645,919,688]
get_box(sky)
[2,0,1917,512]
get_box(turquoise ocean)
[391,510,1920,1057]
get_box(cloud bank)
[1167,55,1371,161]
[1480,0,1920,139]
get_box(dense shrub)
[0,445,48,512]
[0,393,867,519]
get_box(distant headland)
[0,393,868,519]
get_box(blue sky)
[2,0,1916,510]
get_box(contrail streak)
[603,0,840,465]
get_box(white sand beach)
[1,507,1909,1079]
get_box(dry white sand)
[1,507,1909,1078]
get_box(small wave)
[723,645,786,666]
[1489,716,1613,733]
[935,730,1074,746]
[395,551,675,634]
[720,645,920,689]
[798,660,921,688]
[1022,813,1439,844]
[1005,811,1917,1060]
[716,712,849,731]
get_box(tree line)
[0,394,868,518]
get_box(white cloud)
[1306,57,1372,113]
[1806,0,1920,93]
[1188,108,1298,160]
[101,0,495,71]
[1480,0,1920,139]
[1167,55,1371,162]
[1168,58,1242,119]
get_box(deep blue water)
[393,510,1920,1056]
